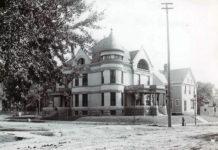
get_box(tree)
[0,0,102,111]
[197,82,214,114]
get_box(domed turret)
[92,29,125,62]
[93,29,124,52]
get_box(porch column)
[163,94,166,106]
[157,93,160,106]
[141,93,144,106]
[152,94,155,106]
[148,94,152,106]
[154,93,157,106]
[124,92,127,106]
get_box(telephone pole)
[161,2,173,127]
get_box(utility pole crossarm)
[161,3,174,9]
[161,2,174,128]
[161,8,174,10]
[161,3,173,4]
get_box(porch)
[124,85,167,116]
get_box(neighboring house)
[43,30,167,117]
[200,88,218,116]
[162,65,197,114]
[210,88,218,107]
[214,89,218,106]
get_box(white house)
[44,30,166,117]
[162,66,197,114]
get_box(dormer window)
[77,58,85,65]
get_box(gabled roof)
[129,48,153,67]
[170,68,189,83]
[129,50,139,60]
[142,47,153,67]
[162,68,195,84]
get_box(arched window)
[77,58,85,65]
[137,59,149,70]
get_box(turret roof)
[92,29,124,52]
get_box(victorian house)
[43,30,167,117]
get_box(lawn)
[0,115,217,150]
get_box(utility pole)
[194,95,197,125]
[161,2,173,127]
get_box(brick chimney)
[164,64,168,74]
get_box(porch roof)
[124,85,166,94]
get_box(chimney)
[164,64,168,73]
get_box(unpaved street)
[0,119,218,150]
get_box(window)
[82,111,88,116]
[110,92,116,106]
[103,54,123,60]
[110,70,116,83]
[75,111,78,116]
[191,99,194,109]
[184,101,187,111]
[101,110,104,115]
[121,71,124,84]
[131,98,135,106]
[121,93,124,106]
[82,94,88,107]
[75,77,79,86]
[101,71,104,84]
[171,101,173,108]
[82,74,88,86]
[189,86,191,94]
[138,74,140,85]
[64,101,68,107]
[75,94,79,107]
[105,55,111,60]
[77,58,85,65]
[110,110,116,115]
[137,59,149,70]
[114,54,123,60]
[114,55,119,59]
[146,98,151,106]
[184,85,186,94]
[101,93,104,106]
[175,99,180,106]
[193,87,196,95]
[147,77,150,85]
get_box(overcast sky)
[88,0,218,87]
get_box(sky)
[87,0,218,87]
